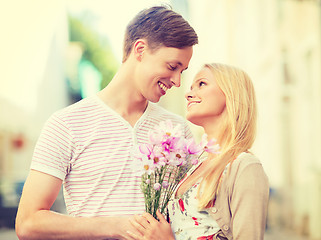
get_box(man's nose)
[170,72,181,87]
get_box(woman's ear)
[133,39,146,61]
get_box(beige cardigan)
[208,152,269,240]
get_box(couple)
[16,5,269,240]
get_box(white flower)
[153,183,161,191]
[150,119,183,144]
[133,155,154,175]
[168,151,187,166]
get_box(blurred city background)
[0,0,320,239]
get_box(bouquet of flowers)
[132,120,220,219]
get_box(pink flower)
[138,144,166,169]
[139,143,153,156]
[148,130,164,145]
[158,119,183,138]
[168,151,187,166]
[149,120,183,146]
[162,181,169,189]
[184,138,203,155]
[162,137,183,155]
[150,149,163,164]
[200,134,220,154]
[131,120,221,220]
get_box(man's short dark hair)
[122,5,198,62]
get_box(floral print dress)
[168,161,228,240]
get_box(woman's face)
[185,67,226,127]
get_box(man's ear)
[133,39,147,61]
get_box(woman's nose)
[185,90,194,100]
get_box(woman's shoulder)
[233,152,261,168]
[228,152,268,186]
[228,152,266,180]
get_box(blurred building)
[0,0,69,227]
[160,0,321,238]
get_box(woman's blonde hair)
[197,63,257,209]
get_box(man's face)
[135,46,193,103]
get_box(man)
[16,6,198,240]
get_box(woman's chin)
[186,115,203,127]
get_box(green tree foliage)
[68,16,118,89]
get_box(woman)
[128,63,269,240]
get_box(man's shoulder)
[44,96,105,130]
[53,96,100,119]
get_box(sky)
[66,0,172,61]
[0,0,172,114]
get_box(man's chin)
[147,95,162,103]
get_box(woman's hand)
[127,210,175,240]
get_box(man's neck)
[97,66,148,126]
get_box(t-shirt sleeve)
[30,113,74,180]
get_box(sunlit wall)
[0,0,320,238]
[163,0,321,238]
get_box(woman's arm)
[230,163,269,239]
[128,210,175,240]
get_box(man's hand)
[127,210,175,240]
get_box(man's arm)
[16,170,138,240]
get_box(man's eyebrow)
[177,62,189,71]
[175,62,183,67]
[172,61,183,67]
[169,61,188,71]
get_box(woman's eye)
[199,81,206,87]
